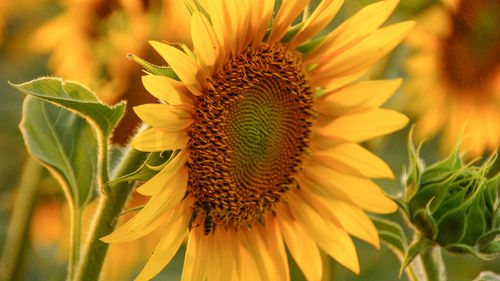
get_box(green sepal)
[435,201,467,245]
[473,271,500,281]
[369,215,408,257]
[479,229,500,247]
[183,0,211,23]
[404,126,424,202]
[127,53,180,80]
[420,139,462,186]
[461,198,487,245]
[296,35,326,55]
[10,78,125,139]
[104,151,172,186]
[19,96,97,209]
[280,22,305,44]
[444,244,493,260]
[480,240,500,254]
[389,195,411,217]
[112,206,145,225]
[183,0,195,15]
[400,235,432,275]
[412,198,438,240]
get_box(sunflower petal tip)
[99,233,114,243]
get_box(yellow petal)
[131,127,188,152]
[141,74,193,105]
[134,210,190,281]
[191,11,221,74]
[136,150,188,195]
[134,104,192,131]
[149,41,205,96]
[321,197,380,248]
[288,192,360,274]
[287,0,344,48]
[313,69,367,91]
[312,21,414,80]
[237,233,262,281]
[315,79,402,116]
[267,0,310,44]
[101,171,188,243]
[305,0,399,64]
[317,108,409,143]
[250,0,275,45]
[302,161,398,213]
[100,211,169,243]
[215,229,235,281]
[313,142,394,179]
[255,218,290,281]
[240,228,275,281]
[205,232,221,281]
[181,228,208,281]
[201,0,232,58]
[277,209,323,281]
[236,0,252,50]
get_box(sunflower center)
[187,43,312,231]
[440,0,500,91]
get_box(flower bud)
[402,133,500,257]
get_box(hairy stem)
[0,157,43,281]
[72,147,147,281]
[420,246,446,281]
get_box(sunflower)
[405,0,500,157]
[102,0,413,280]
[29,0,191,144]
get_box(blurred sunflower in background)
[30,0,191,145]
[30,190,162,281]
[101,0,413,280]
[405,0,500,157]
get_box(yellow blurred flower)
[30,0,191,145]
[102,0,413,280]
[405,0,500,157]
[30,191,161,281]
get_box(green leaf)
[370,215,408,256]
[401,235,432,275]
[20,96,97,208]
[127,53,180,80]
[11,77,125,139]
[473,271,500,281]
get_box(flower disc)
[440,0,500,90]
[187,43,313,229]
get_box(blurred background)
[0,0,499,280]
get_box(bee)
[201,201,215,235]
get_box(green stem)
[420,246,446,281]
[72,147,147,281]
[405,252,429,281]
[67,208,81,280]
[98,133,109,191]
[0,157,43,281]
[405,263,421,281]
